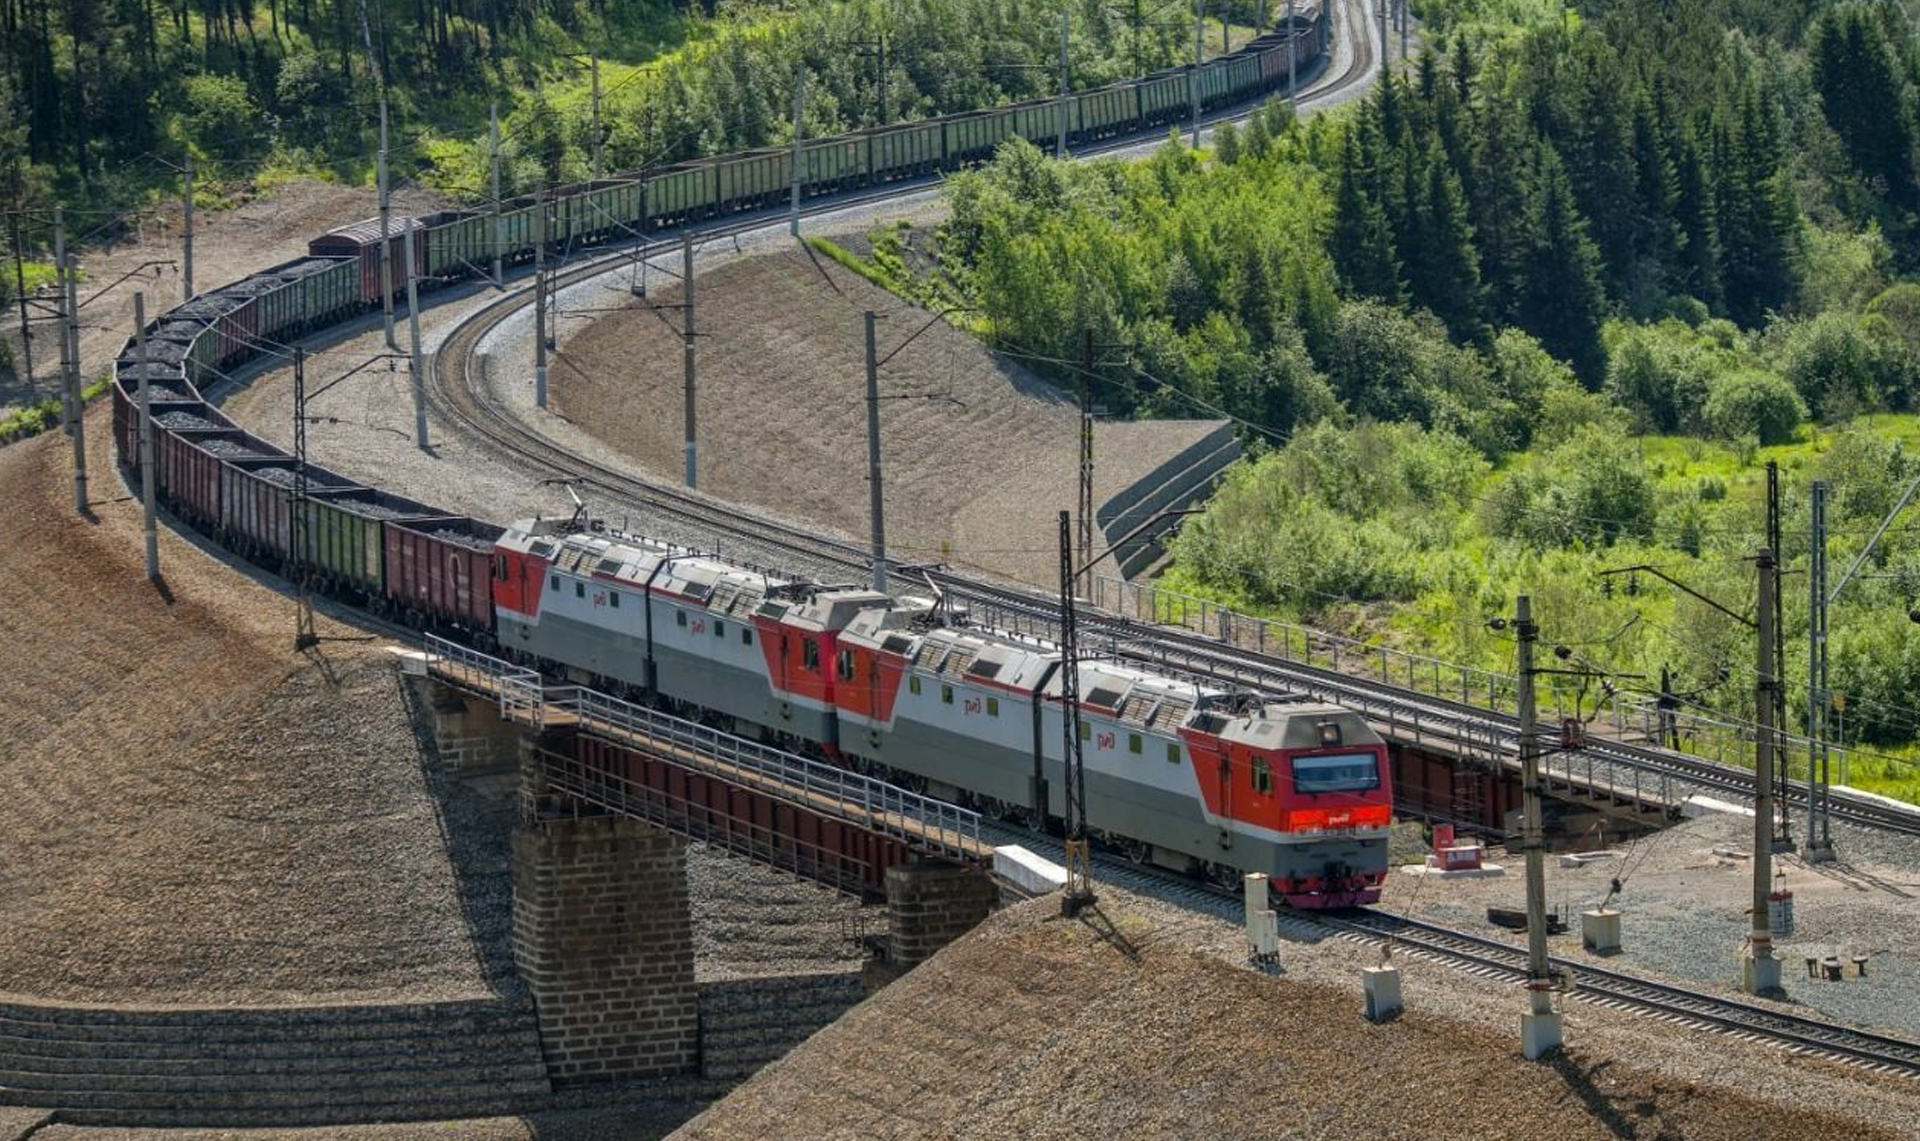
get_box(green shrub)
[1703,368,1805,444]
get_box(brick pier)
[511,812,700,1085]
[883,861,997,973]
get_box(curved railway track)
[417,0,1920,844]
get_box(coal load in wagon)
[155,409,229,432]
[196,436,277,460]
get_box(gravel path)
[0,413,495,1005]
[1385,810,1920,1038]
[673,886,1920,1141]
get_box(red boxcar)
[382,516,504,634]
[158,425,278,528]
[309,217,427,307]
[221,459,363,562]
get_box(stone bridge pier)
[418,678,998,1088]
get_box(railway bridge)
[414,637,1004,1086]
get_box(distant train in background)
[105,12,1392,906]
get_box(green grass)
[0,375,112,447]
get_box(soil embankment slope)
[551,240,1224,586]
[0,407,501,1004]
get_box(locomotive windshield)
[1291,752,1380,794]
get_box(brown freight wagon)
[382,516,505,635]
[157,423,278,528]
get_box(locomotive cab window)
[836,649,855,681]
[1128,733,1143,755]
[802,639,820,671]
[909,675,922,695]
[1251,757,1273,795]
[742,628,753,646]
[676,610,688,627]
[495,555,509,580]
[1291,752,1381,794]
[575,582,585,598]
[549,575,559,592]
[1166,742,1182,764]
[941,684,954,705]
[609,591,619,608]
[714,620,725,638]
[986,696,999,717]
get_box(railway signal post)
[1743,549,1785,998]
[1512,596,1563,1058]
[134,292,158,582]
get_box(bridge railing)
[423,636,983,863]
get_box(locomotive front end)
[1261,706,1393,908]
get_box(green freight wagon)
[1006,97,1075,149]
[865,120,944,181]
[296,489,451,596]
[1201,54,1261,110]
[560,180,644,244]
[946,108,1018,164]
[801,136,865,194]
[644,164,713,227]
[497,197,540,261]
[1138,71,1188,127]
[713,149,791,212]
[425,212,491,279]
[1078,84,1137,141]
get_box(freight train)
[103,11,1394,905]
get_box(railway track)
[971,818,1920,1080]
[417,0,1920,845]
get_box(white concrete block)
[1581,909,1622,954]
[1521,1011,1564,1059]
[993,845,1067,896]
[1363,965,1402,1022]
[1683,795,1755,819]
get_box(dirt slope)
[0,406,498,1004]
[670,890,1910,1141]
[551,241,1223,586]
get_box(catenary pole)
[135,291,158,581]
[1516,596,1563,1058]
[489,102,504,286]
[403,216,428,449]
[590,54,604,183]
[64,246,86,514]
[54,207,71,436]
[1057,9,1070,159]
[377,98,396,350]
[1286,0,1297,98]
[682,232,697,488]
[865,311,887,592]
[534,186,548,410]
[1744,549,1785,997]
[1191,0,1204,148]
[9,213,32,398]
[1078,328,1094,580]
[181,155,195,299]
[790,66,807,238]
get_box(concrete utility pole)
[1378,0,1389,70]
[790,66,808,238]
[489,102,504,286]
[1744,548,1785,998]
[181,155,195,299]
[403,216,429,450]
[54,206,71,436]
[134,291,158,581]
[377,98,396,350]
[590,53,604,183]
[534,187,548,410]
[1807,481,1834,860]
[1515,596,1563,1059]
[63,246,86,514]
[1399,0,1409,61]
[1057,8,1071,159]
[1059,508,1096,915]
[1078,329,1094,580]
[9,213,32,398]
[865,310,887,593]
[1286,0,1297,98]
[1191,0,1204,148]
[682,232,697,489]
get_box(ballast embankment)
[670,887,1914,1141]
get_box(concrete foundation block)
[1521,1011,1564,1059]
[1581,909,1622,954]
[1363,965,1402,1022]
[1742,949,1784,998]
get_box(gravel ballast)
[673,886,1920,1141]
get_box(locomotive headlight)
[1318,721,1341,746]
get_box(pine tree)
[1811,7,1918,211]
[1669,123,1723,310]
[1408,148,1487,343]
[1626,94,1682,308]
[1330,130,1407,304]
[1518,145,1608,386]
[1716,90,1799,326]
[1466,99,1538,327]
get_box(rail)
[423,635,983,863]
